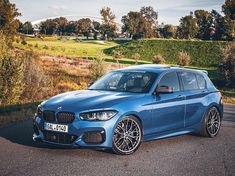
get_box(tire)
[200,106,221,137]
[112,116,142,155]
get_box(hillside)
[104,39,232,67]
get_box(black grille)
[43,131,77,144]
[43,110,55,122]
[57,112,75,123]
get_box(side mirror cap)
[157,86,173,94]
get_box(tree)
[211,10,232,40]
[39,19,57,35]
[140,6,158,26]
[219,43,235,87]
[100,7,118,39]
[222,0,235,40]
[177,12,198,39]
[194,10,213,40]
[54,17,68,35]
[160,24,177,38]
[92,21,101,40]
[0,0,21,44]
[222,0,235,20]
[122,11,145,39]
[0,32,24,104]
[65,21,76,35]
[20,21,34,34]
[76,18,91,39]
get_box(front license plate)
[44,122,68,133]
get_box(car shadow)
[0,119,114,154]
[0,119,74,149]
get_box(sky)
[11,0,225,26]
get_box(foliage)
[100,7,118,39]
[104,39,231,67]
[178,51,191,66]
[18,21,34,34]
[0,32,24,105]
[152,54,165,64]
[131,53,141,64]
[122,6,158,39]
[159,24,177,38]
[0,0,21,45]
[21,51,50,102]
[76,18,92,39]
[89,52,106,81]
[112,50,122,64]
[177,12,199,39]
[219,43,235,88]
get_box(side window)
[180,72,199,91]
[158,72,180,91]
[196,74,206,89]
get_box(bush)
[219,43,235,88]
[43,45,49,50]
[152,54,166,64]
[0,32,24,105]
[89,52,105,81]
[178,51,191,66]
[112,50,122,64]
[20,51,50,102]
[21,38,27,45]
[131,53,141,64]
[104,39,231,67]
[34,43,38,48]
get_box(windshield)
[89,71,157,93]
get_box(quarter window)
[158,72,180,91]
[196,74,206,89]
[180,72,199,91]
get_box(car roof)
[117,64,207,75]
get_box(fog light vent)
[82,131,105,144]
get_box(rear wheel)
[112,116,142,155]
[200,107,221,137]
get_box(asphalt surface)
[0,105,234,176]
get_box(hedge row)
[104,39,232,67]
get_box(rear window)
[196,74,206,89]
[180,72,199,91]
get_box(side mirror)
[157,86,173,94]
[88,82,94,87]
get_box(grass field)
[13,36,235,105]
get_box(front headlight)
[80,110,118,121]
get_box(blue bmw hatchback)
[33,64,223,155]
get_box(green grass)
[15,36,118,57]
[104,39,232,67]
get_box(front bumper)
[33,115,118,148]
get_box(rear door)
[151,71,185,133]
[179,71,208,127]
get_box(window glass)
[89,71,157,93]
[196,74,206,89]
[180,72,199,91]
[158,72,180,91]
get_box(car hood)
[41,90,145,111]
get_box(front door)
[151,71,185,133]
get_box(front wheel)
[112,116,142,155]
[200,107,221,137]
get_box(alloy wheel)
[206,107,221,137]
[113,117,142,154]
